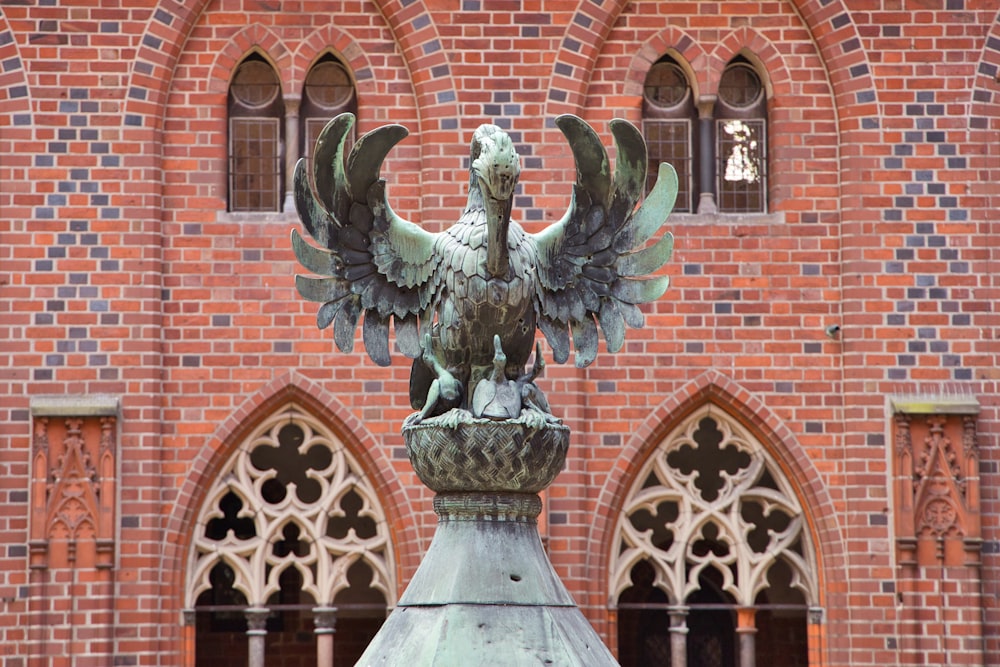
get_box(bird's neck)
[467,181,512,278]
[485,196,511,278]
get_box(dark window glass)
[229,117,281,212]
[228,55,284,212]
[643,57,695,212]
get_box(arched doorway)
[611,405,816,666]
[185,403,395,667]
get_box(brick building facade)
[0,0,998,665]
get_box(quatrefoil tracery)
[612,407,816,608]
[187,404,395,608]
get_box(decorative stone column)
[357,419,618,664]
[696,95,718,215]
[668,605,689,667]
[245,607,269,667]
[181,609,197,667]
[283,95,301,213]
[313,606,337,667]
[736,606,757,667]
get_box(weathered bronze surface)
[405,418,569,493]
[292,113,675,666]
[292,112,676,425]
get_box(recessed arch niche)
[611,404,818,667]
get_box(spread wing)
[531,114,677,367]
[292,113,439,366]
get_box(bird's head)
[470,124,520,203]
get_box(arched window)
[301,54,357,171]
[186,404,395,667]
[643,56,696,213]
[228,54,284,212]
[611,406,816,667]
[716,57,768,213]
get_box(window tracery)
[186,403,395,612]
[611,406,816,666]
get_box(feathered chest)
[434,218,536,312]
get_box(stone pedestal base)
[356,418,618,666]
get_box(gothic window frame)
[227,53,285,213]
[185,403,397,612]
[715,57,769,214]
[642,55,697,213]
[610,405,818,665]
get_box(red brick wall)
[0,0,997,665]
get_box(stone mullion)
[245,607,270,667]
[313,606,337,667]
[283,95,301,213]
[668,605,688,667]
[736,606,757,667]
[696,96,718,215]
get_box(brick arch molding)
[0,13,30,116]
[708,26,794,101]
[0,12,32,182]
[968,13,1000,383]
[157,371,421,626]
[544,0,878,128]
[584,369,849,664]
[622,26,707,100]
[206,24,292,97]
[969,13,1000,206]
[125,0,455,136]
[201,23,381,106]
[622,25,794,104]
[292,25,380,102]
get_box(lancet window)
[642,54,769,214]
[611,406,817,667]
[643,55,696,213]
[228,54,284,212]
[227,52,357,213]
[185,404,395,667]
[301,54,357,174]
[715,58,768,213]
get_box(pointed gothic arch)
[184,401,396,667]
[584,371,846,665]
[610,404,818,667]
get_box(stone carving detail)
[186,404,395,608]
[920,498,958,536]
[893,408,981,566]
[610,407,817,607]
[30,415,116,569]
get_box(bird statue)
[291,113,676,425]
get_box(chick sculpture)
[292,113,676,424]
